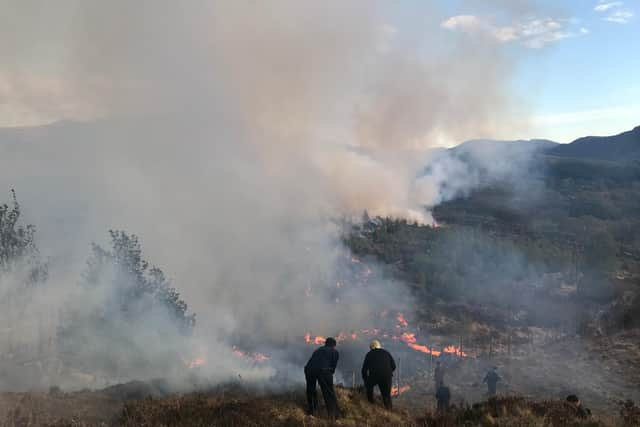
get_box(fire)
[396,313,409,329]
[391,385,411,395]
[185,357,206,369]
[305,333,326,345]
[442,345,467,357]
[400,332,440,356]
[303,315,468,358]
[232,346,271,363]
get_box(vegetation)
[56,230,195,378]
[2,386,634,426]
[0,190,47,285]
[82,230,195,334]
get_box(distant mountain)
[548,125,640,162]
[452,138,558,155]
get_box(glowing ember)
[232,346,271,362]
[302,315,467,358]
[305,333,326,345]
[185,357,206,369]
[396,313,408,329]
[391,385,411,395]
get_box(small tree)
[58,230,195,379]
[82,230,195,333]
[0,190,47,285]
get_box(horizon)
[1,2,638,145]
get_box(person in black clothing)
[483,366,501,396]
[566,395,591,419]
[304,337,340,418]
[361,339,396,410]
[435,381,451,412]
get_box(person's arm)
[330,350,339,373]
[483,374,488,383]
[389,352,396,372]
[361,353,369,380]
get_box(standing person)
[566,395,591,418]
[483,366,501,396]
[434,361,445,392]
[435,381,451,412]
[361,339,396,410]
[304,337,340,419]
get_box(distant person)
[566,395,591,418]
[361,339,396,410]
[304,337,340,419]
[435,381,451,412]
[434,361,446,391]
[483,366,501,396]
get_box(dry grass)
[2,386,638,426]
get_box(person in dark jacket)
[483,366,500,396]
[566,395,591,418]
[361,339,396,410]
[304,337,340,419]
[434,361,445,391]
[435,381,451,412]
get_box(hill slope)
[549,126,640,162]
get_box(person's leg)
[379,376,392,410]
[317,370,339,419]
[305,369,318,415]
[365,379,375,403]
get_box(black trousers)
[365,375,392,409]
[487,383,497,396]
[305,368,339,417]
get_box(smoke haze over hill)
[0,1,542,390]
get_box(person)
[435,381,451,412]
[361,339,396,410]
[434,361,445,391]
[483,366,500,396]
[304,337,340,419]
[566,395,591,418]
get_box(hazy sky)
[0,0,638,143]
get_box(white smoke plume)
[0,1,535,390]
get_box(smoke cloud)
[0,1,534,390]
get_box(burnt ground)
[1,331,639,426]
[394,329,640,418]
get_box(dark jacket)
[436,384,451,406]
[483,370,500,386]
[361,348,396,381]
[305,346,339,373]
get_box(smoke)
[0,1,535,390]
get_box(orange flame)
[232,346,271,362]
[305,333,326,345]
[396,313,408,328]
[391,385,411,395]
[185,357,206,369]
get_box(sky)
[384,0,640,143]
[0,0,638,144]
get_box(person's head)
[369,339,381,350]
[325,337,337,348]
[566,395,581,407]
[438,380,444,388]
[492,366,498,371]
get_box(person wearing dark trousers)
[304,337,340,419]
[361,339,396,410]
[435,381,451,412]
[483,366,501,396]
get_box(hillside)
[2,384,636,426]
[549,126,640,162]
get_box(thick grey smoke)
[0,1,533,390]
